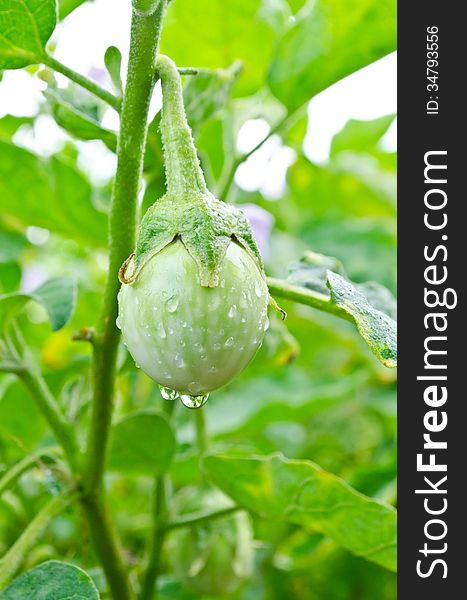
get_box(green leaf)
[0,560,100,599]
[162,0,277,95]
[104,45,123,95]
[287,251,397,366]
[45,88,117,151]
[108,410,176,476]
[330,115,396,158]
[0,0,57,70]
[58,0,89,20]
[0,140,108,247]
[0,278,77,332]
[203,453,397,572]
[268,0,396,109]
[326,272,397,367]
[182,63,241,134]
[0,115,34,139]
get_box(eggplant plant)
[0,1,397,598]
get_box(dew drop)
[115,316,122,329]
[225,336,234,347]
[263,317,270,332]
[228,305,237,319]
[179,393,209,409]
[135,297,139,306]
[255,281,263,297]
[241,316,247,324]
[166,295,179,313]
[181,320,188,328]
[159,386,179,401]
[220,279,226,288]
[174,353,186,368]
[157,321,167,339]
[213,342,221,351]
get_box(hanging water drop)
[159,385,179,401]
[179,393,209,409]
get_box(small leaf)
[0,0,57,70]
[182,63,241,134]
[58,0,89,20]
[268,0,396,109]
[104,46,123,95]
[287,251,397,366]
[0,560,100,599]
[45,88,117,151]
[326,272,397,367]
[330,115,396,158]
[108,410,176,476]
[204,453,397,572]
[0,278,77,332]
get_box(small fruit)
[169,487,254,596]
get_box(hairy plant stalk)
[79,2,167,599]
[267,277,354,322]
[0,490,74,588]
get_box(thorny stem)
[0,490,75,588]
[80,2,167,599]
[43,55,121,112]
[266,277,354,322]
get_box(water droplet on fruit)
[220,279,226,288]
[213,342,221,351]
[116,316,121,329]
[241,316,247,324]
[159,386,179,401]
[166,295,179,313]
[179,393,209,409]
[228,305,237,318]
[174,353,186,368]
[135,297,139,306]
[255,281,263,297]
[181,320,188,328]
[225,336,234,347]
[157,321,167,339]
[263,317,270,332]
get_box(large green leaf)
[204,453,397,571]
[161,0,277,95]
[330,115,396,158]
[0,560,99,599]
[0,140,107,247]
[268,0,396,109]
[0,278,76,332]
[108,410,176,476]
[0,0,57,70]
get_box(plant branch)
[0,490,75,588]
[17,368,81,473]
[266,277,353,322]
[43,55,121,112]
[165,506,242,531]
[0,448,61,497]
[218,113,291,201]
[80,4,167,599]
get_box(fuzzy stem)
[0,490,74,588]
[267,277,354,322]
[43,55,121,112]
[155,54,208,197]
[194,409,208,455]
[0,449,61,497]
[81,4,167,599]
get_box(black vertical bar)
[398,3,465,598]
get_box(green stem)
[17,369,80,473]
[165,506,242,531]
[155,54,207,196]
[80,4,167,599]
[0,448,61,497]
[43,55,121,112]
[139,400,175,600]
[80,493,135,600]
[194,409,208,455]
[266,277,353,322]
[139,477,168,600]
[0,490,74,588]
[84,0,166,495]
[218,113,291,201]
